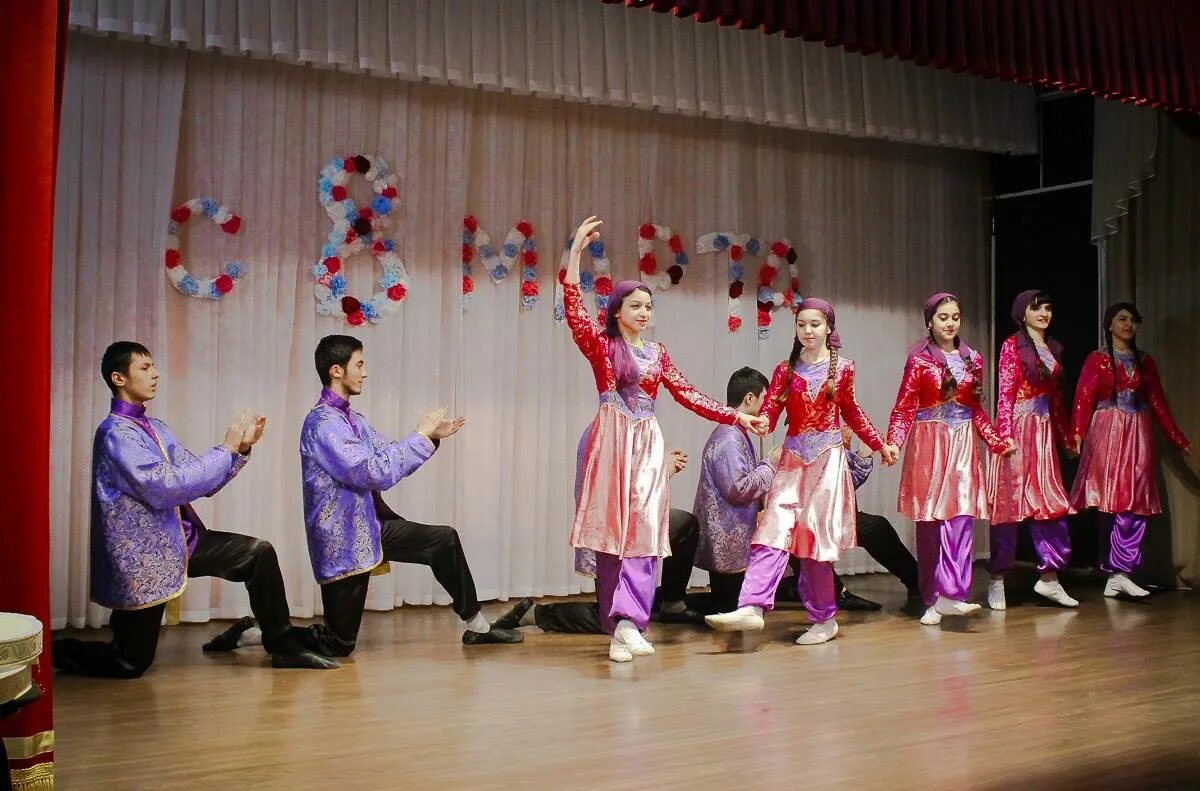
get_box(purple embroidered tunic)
[300,389,436,583]
[90,399,247,609]
[693,424,777,573]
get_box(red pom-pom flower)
[387,284,407,301]
[639,223,656,240]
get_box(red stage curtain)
[602,0,1200,113]
[0,1,66,788]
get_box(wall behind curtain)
[52,34,991,628]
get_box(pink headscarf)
[794,297,841,348]
[907,292,976,363]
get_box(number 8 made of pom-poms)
[314,154,410,326]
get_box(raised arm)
[659,346,737,425]
[305,411,435,492]
[104,422,245,511]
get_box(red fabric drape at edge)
[0,0,66,788]
[602,0,1200,114]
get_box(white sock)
[614,619,641,641]
[519,606,538,627]
[465,611,490,633]
[661,600,686,614]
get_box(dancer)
[1070,302,1192,598]
[694,367,781,613]
[887,293,1014,626]
[300,335,522,655]
[563,216,767,662]
[985,290,1079,610]
[53,342,335,677]
[706,299,898,645]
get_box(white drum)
[0,612,42,667]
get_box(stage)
[53,569,1200,789]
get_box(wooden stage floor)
[53,569,1200,790]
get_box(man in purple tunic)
[299,335,521,654]
[52,342,335,677]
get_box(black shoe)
[462,626,524,645]
[270,650,340,670]
[51,639,85,673]
[901,593,927,616]
[654,607,706,625]
[490,597,534,631]
[836,589,883,612]
[202,616,256,652]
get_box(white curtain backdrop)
[52,33,993,629]
[67,0,1037,154]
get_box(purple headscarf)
[1011,289,1063,384]
[907,292,976,363]
[794,297,841,348]
[606,279,653,405]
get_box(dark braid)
[775,337,804,405]
[970,350,985,404]
[825,345,839,402]
[930,327,958,400]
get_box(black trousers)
[709,510,921,612]
[310,517,480,656]
[535,508,698,635]
[53,530,296,679]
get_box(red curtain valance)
[602,0,1200,113]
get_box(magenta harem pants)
[594,552,658,633]
[987,518,1072,575]
[736,545,838,624]
[1099,511,1148,575]
[915,516,974,607]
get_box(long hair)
[1012,290,1063,385]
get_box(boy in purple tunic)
[52,342,335,677]
[299,335,521,654]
